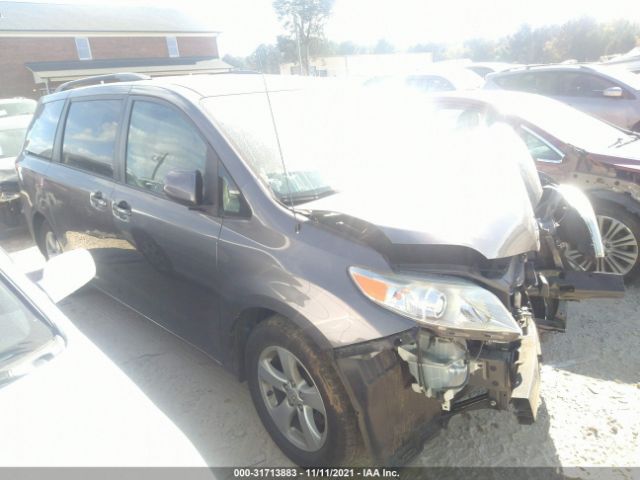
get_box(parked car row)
[363,62,640,279]
[11,73,625,466]
[0,98,35,226]
[430,90,640,278]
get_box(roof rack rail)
[54,73,151,93]
[517,63,593,71]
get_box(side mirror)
[163,170,203,206]
[603,86,623,98]
[38,249,96,303]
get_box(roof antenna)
[258,64,301,233]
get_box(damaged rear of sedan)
[18,75,625,467]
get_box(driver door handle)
[112,200,132,222]
[89,191,108,210]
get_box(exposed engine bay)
[331,180,624,464]
[396,182,623,418]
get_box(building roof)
[0,1,219,36]
[26,56,232,83]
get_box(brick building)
[0,1,231,98]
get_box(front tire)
[246,315,365,466]
[565,202,640,280]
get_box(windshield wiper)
[608,126,640,148]
[612,135,640,148]
[279,188,338,206]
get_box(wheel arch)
[585,189,640,218]
[228,299,334,382]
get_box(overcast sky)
[18,0,640,56]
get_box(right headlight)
[349,267,522,342]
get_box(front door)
[550,72,635,129]
[96,98,223,357]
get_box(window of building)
[74,37,92,61]
[62,100,122,178]
[166,36,180,58]
[126,101,208,197]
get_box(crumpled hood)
[303,125,542,260]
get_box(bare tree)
[273,0,335,74]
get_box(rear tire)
[0,205,21,227]
[37,220,63,260]
[246,315,366,466]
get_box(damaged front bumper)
[334,321,541,465]
[0,177,20,203]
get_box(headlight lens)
[349,267,522,342]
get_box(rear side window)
[494,72,545,93]
[62,100,122,178]
[125,100,208,197]
[23,100,64,159]
[406,75,455,92]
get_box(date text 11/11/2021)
[232,468,400,478]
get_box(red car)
[432,90,640,279]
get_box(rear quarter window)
[494,72,541,93]
[23,100,65,159]
[495,71,570,96]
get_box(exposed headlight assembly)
[349,267,522,342]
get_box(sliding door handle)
[112,200,132,222]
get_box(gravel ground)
[1,225,639,474]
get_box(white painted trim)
[31,64,231,83]
[0,31,219,38]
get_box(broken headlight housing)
[349,267,522,342]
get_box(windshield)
[504,94,637,150]
[0,275,56,377]
[203,85,541,206]
[592,66,640,91]
[0,127,28,159]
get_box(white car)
[0,248,210,467]
[363,66,484,92]
[0,98,36,119]
[0,113,33,226]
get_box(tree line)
[224,16,640,74]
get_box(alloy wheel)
[257,346,327,452]
[565,215,639,276]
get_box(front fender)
[587,188,640,217]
